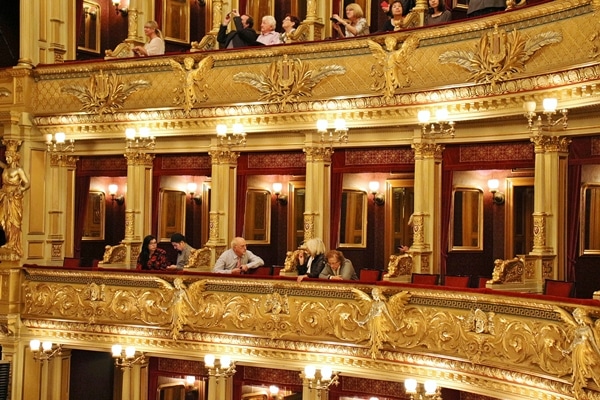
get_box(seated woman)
[379,1,418,31]
[136,235,169,270]
[331,3,370,38]
[319,250,358,280]
[425,0,452,26]
[297,238,327,282]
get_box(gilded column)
[303,144,332,246]
[206,148,239,265]
[46,153,79,262]
[411,140,443,274]
[529,132,570,283]
[123,150,154,268]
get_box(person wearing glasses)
[296,238,327,282]
[213,237,264,274]
[136,234,169,270]
[167,233,195,270]
[320,250,358,280]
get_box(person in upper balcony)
[217,10,258,49]
[320,250,358,281]
[167,233,195,270]
[133,21,165,56]
[296,238,327,282]
[213,237,264,274]
[467,0,505,17]
[256,15,282,45]
[331,3,370,38]
[281,14,301,44]
[136,235,169,271]
[380,0,419,31]
[425,0,452,25]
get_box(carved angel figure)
[160,278,204,339]
[367,36,419,100]
[169,56,215,114]
[555,306,600,398]
[352,287,411,358]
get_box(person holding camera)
[331,3,370,38]
[217,9,258,49]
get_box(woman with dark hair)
[425,0,452,25]
[380,1,418,31]
[136,235,169,270]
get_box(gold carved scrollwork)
[168,56,215,114]
[439,26,562,90]
[283,249,303,272]
[209,149,240,164]
[233,55,346,107]
[384,254,413,278]
[303,146,333,162]
[61,70,151,115]
[367,36,420,100]
[491,256,525,283]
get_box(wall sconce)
[46,132,75,155]
[125,127,155,154]
[523,98,568,134]
[185,375,196,388]
[216,123,246,150]
[269,385,280,399]
[30,340,62,362]
[417,109,455,139]
[368,181,385,206]
[204,354,236,377]
[272,182,288,205]
[487,179,505,205]
[303,365,340,397]
[317,119,349,150]
[108,184,125,205]
[187,182,202,204]
[112,344,145,369]
[404,379,443,400]
[112,0,128,15]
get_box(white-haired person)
[296,238,327,282]
[256,15,282,45]
[133,21,165,56]
[213,237,264,274]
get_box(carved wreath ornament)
[233,54,346,106]
[439,26,562,89]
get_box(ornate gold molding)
[168,56,214,114]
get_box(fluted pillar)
[529,133,570,286]
[207,148,239,265]
[302,143,332,245]
[411,140,443,273]
[123,150,154,268]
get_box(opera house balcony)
[0,0,600,399]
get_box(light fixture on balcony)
[125,127,155,154]
[204,354,236,377]
[368,181,385,206]
[112,344,145,369]
[216,123,246,150]
[317,119,349,150]
[523,98,568,134]
[112,0,128,15]
[303,365,339,399]
[46,132,75,155]
[272,182,287,205]
[30,340,62,362]
[417,109,455,139]
[404,379,443,400]
[108,184,125,205]
[187,182,202,204]
[487,179,505,205]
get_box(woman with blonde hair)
[332,3,370,37]
[296,238,327,282]
[133,20,165,56]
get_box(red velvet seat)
[62,257,81,268]
[478,276,491,288]
[359,269,381,282]
[411,273,440,285]
[444,275,471,288]
[272,266,283,276]
[544,279,576,298]
[249,266,272,276]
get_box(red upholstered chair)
[62,257,81,268]
[478,276,491,288]
[411,273,440,285]
[544,279,576,298]
[249,266,272,276]
[272,266,283,276]
[443,275,471,288]
[359,269,382,282]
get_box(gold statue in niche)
[159,277,205,339]
[0,142,30,258]
[555,306,600,400]
[352,287,411,358]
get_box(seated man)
[319,250,358,280]
[167,233,195,270]
[256,15,282,46]
[213,237,264,274]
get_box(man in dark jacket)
[217,10,258,49]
